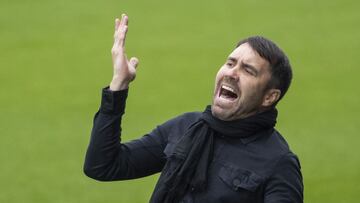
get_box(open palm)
[110,14,139,91]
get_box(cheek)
[239,79,263,98]
[215,68,225,80]
[215,68,226,86]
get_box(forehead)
[229,43,270,73]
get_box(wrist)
[109,77,130,91]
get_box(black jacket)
[84,88,303,203]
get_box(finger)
[118,14,125,29]
[120,14,128,28]
[114,14,127,42]
[118,15,128,47]
[115,18,120,30]
[129,57,139,68]
[118,25,128,48]
[113,18,121,43]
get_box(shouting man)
[84,14,303,203]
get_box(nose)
[225,65,240,82]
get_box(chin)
[211,104,233,121]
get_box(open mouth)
[219,85,238,101]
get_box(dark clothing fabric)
[151,106,278,203]
[84,87,304,203]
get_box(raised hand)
[109,14,139,91]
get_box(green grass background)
[1,0,359,202]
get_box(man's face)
[212,43,273,120]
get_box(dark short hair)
[237,36,292,104]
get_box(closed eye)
[226,57,237,67]
[245,67,254,75]
[242,63,258,76]
[226,62,234,66]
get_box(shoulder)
[246,129,301,173]
[256,129,295,157]
[159,111,201,129]
[264,130,302,175]
[270,130,301,170]
[248,130,302,194]
[174,111,202,124]
[156,111,201,141]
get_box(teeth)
[222,85,235,93]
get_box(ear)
[262,89,281,107]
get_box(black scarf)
[150,105,277,203]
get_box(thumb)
[129,57,139,68]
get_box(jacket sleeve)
[264,152,304,203]
[83,87,168,181]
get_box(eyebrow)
[241,61,258,75]
[227,57,237,63]
[227,57,259,75]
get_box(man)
[84,14,303,203]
